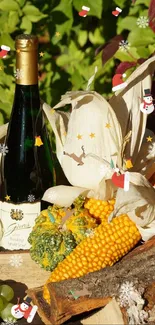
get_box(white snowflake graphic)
[118,281,148,325]
[0,144,8,156]
[9,254,23,268]
[14,68,23,79]
[119,281,136,307]
[136,16,149,28]
[119,40,130,52]
[28,194,35,202]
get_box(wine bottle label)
[0,201,40,250]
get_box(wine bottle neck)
[16,49,38,86]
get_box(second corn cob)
[84,198,115,222]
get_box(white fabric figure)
[11,297,38,323]
[140,89,154,114]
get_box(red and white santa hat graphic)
[0,45,10,58]
[112,73,127,92]
[112,169,130,192]
[112,7,122,17]
[79,6,90,17]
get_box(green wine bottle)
[0,34,54,250]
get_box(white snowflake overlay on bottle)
[14,68,24,79]
[136,16,149,28]
[9,255,23,268]
[0,144,8,155]
[27,194,35,202]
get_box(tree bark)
[27,236,155,325]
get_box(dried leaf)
[43,91,122,191]
[148,0,155,33]
[133,134,155,178]
[109,56,155,166]
[109,173,155,240]
[115,62,137,75]
[95,35,123,66]
[42,185,89,207]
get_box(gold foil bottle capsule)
[15,34,38,85]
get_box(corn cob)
[43,214,141,304]
[84,198,115,222]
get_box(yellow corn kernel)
[43,214,141,304]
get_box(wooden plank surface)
[0,251,82,325]
[0,251,51,324]
[0,251,51,288]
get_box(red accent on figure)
[142,99,153,109]
[23,306,33,320]
[112,172,125,188]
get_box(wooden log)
[27,236,155,325]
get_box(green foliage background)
[0,0,154,125]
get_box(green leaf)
[73,0,103,18]
[0,33,14,49]
[113,0,128,8]
[0,111,5,126]
[135,0,150,6]
[117,17,137,34]
[0,12,9,33]
[115,47,140,61]
[52,0,73,20]
[0,0,20,11]
[148,44,155,55]
[78,30,88,47]
[52,19,73,44]
[89,28,105,45]
[129,5,141,15]
[69,41,84,61]
[0,70,14,87]
[56,54,71,67]
[70,69,84,90]
[7,11,19,33]
[16,0,26,7]
[20,16,32,33]
[136,46,150,58]
[128,28,155,47]
[22,3,47,18]
[0,86,6,99]
[26,14,47,22]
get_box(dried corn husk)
[132,133,155,179]
[42,185,89,208]
[109,173,155,240]
[43,91,122,190]
[109,56,155,165]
